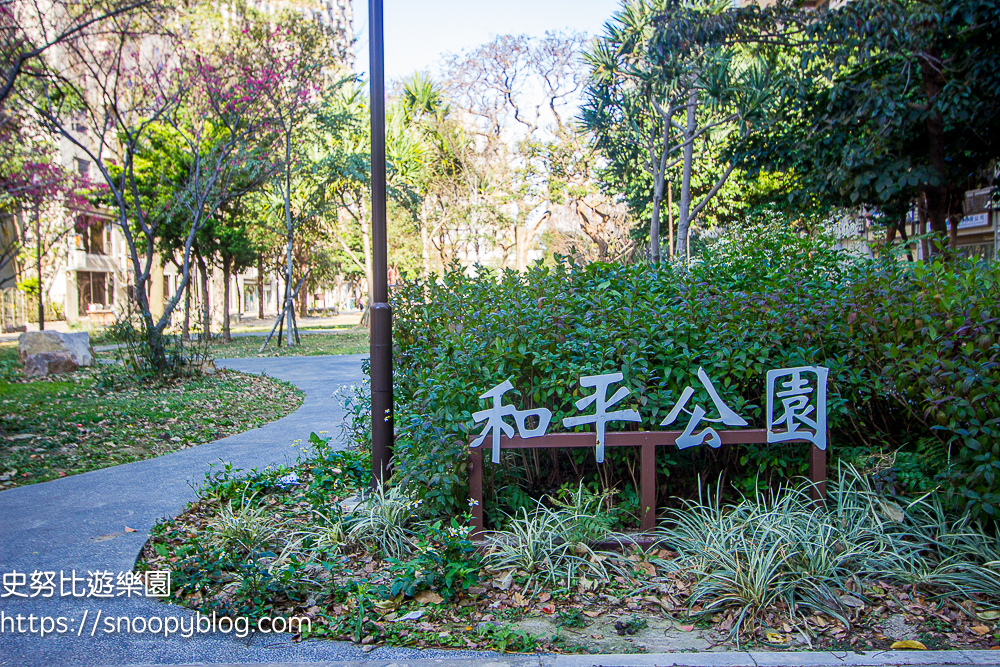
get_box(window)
[76,158,90,177]
[79,219,105,255]
[244,283,258,312]
[78,271,112,313]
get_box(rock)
[839,594,865,608]
[19,331,93,372]
[361,644,376,653]
[396,610,424,622]
[23,351,79,377]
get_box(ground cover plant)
[391,223,1000,524]
[0,342,302,488]
[138,433,1000,653]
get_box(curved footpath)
[0,355,489,666]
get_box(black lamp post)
[368,0,393,488]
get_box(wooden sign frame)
[467,429,826,538]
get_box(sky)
[353,0,623,84]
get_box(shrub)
[392,222,1000,520]
[654,467,1000,643]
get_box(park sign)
[467,365,830,535]
[471,365,829,463]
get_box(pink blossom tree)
[2,159,92,329]
[23,6,281,369]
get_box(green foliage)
[344,484,421,559]
[556,608,587,628]
[393,222,1000,519]
[387,516,481,601]
[334,358,372,450]
[480,489,624,594]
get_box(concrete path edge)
[120,649,1000,667]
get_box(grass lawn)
[0,341,303,489]
[208,329,369,358]
[93,329,370,359]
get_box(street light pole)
[368,0,393,488]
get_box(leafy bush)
[334,359,372,451]
[388,516,481,600]
[392,222,1000,520]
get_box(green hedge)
[392,225,1000,524]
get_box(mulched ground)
[136,459,1000,654]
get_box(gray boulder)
[22,351,79,377]
[18,331,94,377]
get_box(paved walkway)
[0,355,489,665]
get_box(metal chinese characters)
[660,367,748,449]
[561,373,641,463]
[470,379,552,463]
[766,366,829,450]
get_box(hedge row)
[391,225,1000,524]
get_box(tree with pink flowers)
[3,158,92,329]
[23,5,282,370]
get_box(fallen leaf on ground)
[538,592,551,602]
[839,594,864,608]
[891,640,927,650]
[124,526,136,532]
[978,611,1000,621]
[679,624,694,632]
[765,632,786,643]
[583,610,602,618]
[971,625,991,636]
[415,590,443,605]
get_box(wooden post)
[640,442,656,532]
[809,430,829,504]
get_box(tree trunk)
[34,200,43,330]
[667,181,674,260]
[919,48,951,253]
[298,276,308,319]
[284,231,294,347]
[676,90,697,262]
[918,195,929,260]
[197,253,210,341]
[182,279,190,340]
[222,255,231,343]
[420,200,431,280]
[650,182,662,265]
[515,225,527,272]
[257,254,264,320]
[897,218,914,262]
